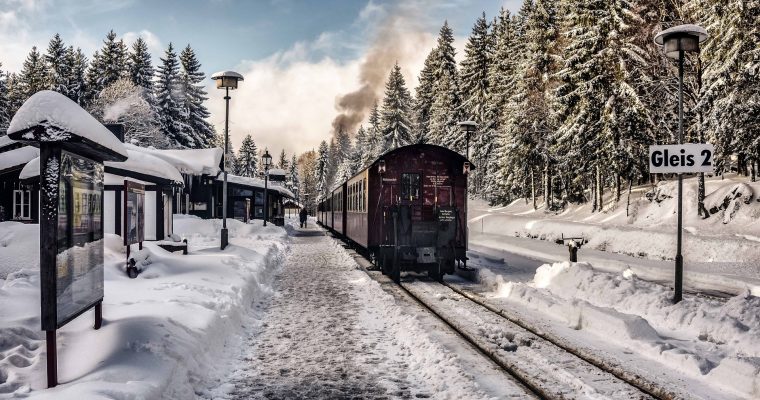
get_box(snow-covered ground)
[0,215,287,399]
[203,220,531,399]
[463,175,760,399]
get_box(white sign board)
[649,143,714,173]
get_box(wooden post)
[46,330,57,388]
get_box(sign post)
[649,143,714,303]
[7,91,128,388]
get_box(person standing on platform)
[299,207,307,228]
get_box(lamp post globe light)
[654,24,708,304]
[211,71,244,250]
[262,149,273,226]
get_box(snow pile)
[0,222,39,279]
[0,215,287,399]
[7,91,127,158]
[484,262,760,399]
[220,174,295,199]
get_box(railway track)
[338,243,663,400]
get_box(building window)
[401,173,420,202]
[13,190,31,220]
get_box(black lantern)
[378,159,386,174]
[262,149,272,170]
[463,161,471,175]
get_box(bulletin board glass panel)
[55,151,104,327]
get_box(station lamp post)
[211,70,244,250]
[654,24,708,304]
[262,149,272,226]
[457,120,477,160]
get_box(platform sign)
[123,181,145,246]
[649,143,714,173]
[52,151,105,328]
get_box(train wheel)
[428,264,442,282]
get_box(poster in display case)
[53,151,105,328]
[123,181,145,246]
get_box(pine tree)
[483,8,520,202]
[67,47,88,105]
[237,134,259,177]
[44,34,70,97]
[380,64,413,151]
[90,31,128,95]
[429,70,461,150]
[554,0,651,209]
[129,37,155,100]
[278,149,289,170]
[367,101,384,157]
[288,154,299,194]
[6,73,25,118]
[413,51,436,144]
[19,46,47,99]
[316,140,330,199]
[426,21,463,145]
[0,63,9,133]
[179,45,215,148]
[155,43,188,148]
[85,50,102,104]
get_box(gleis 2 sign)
[649,143,714,173]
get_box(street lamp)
[457,120,477,160]
[654,24,708,304]
[211,70,244,250]
[262,149,272,226]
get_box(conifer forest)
[1,0,759,212]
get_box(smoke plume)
[331,12,429,135]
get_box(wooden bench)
[156,239,188,255]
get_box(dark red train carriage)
[319,144,471,282]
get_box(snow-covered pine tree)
[288,154,299,193]
[483,8,520,203]
[316,140,330,200]
[426,21,462,145]
[413,51,436,144]
[380,64,413,151]
[237,134,258,177]
[19,46,47,99]
[179,45,215,148]
[44,34,71,98]
[5,73,25,118]
[367,101,384,158]
[460,12,494,194]
[278,149,289,170]
[155,43,188,148]
[554,0,651,209]
[334,128,354,183]
[91,31,128,96]
[67,47,88,106]
[129,37,155,100]
[85,50,102,105]
[501,0,560,210]
[429,70,462,151]
[0,63,9,133]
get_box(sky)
[0,0,521,156]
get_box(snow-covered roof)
[268,168,287,176]
[654,24,709,45]
[211,71,244,81]
[7,91,127,159]
[110,145,184,185]
[0,135,15,149]
[219,174,295,198]
[0,146,39,172]
[136,147,223,176]
[20,147,184,186]
[19,157,39,180]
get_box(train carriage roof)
[373,143,475,169]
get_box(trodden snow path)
[207,225,530,399]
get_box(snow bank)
[484,262,760,399]
[0,216,288,399]
[0,222,39,279]
[7,91,127,158]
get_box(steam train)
[317,144,471,282]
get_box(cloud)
[205,22,437,159]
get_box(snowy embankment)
[469,175,760,296]
[478,263,760,399]
[0,215,287,399]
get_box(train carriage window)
[401,173,421,201]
